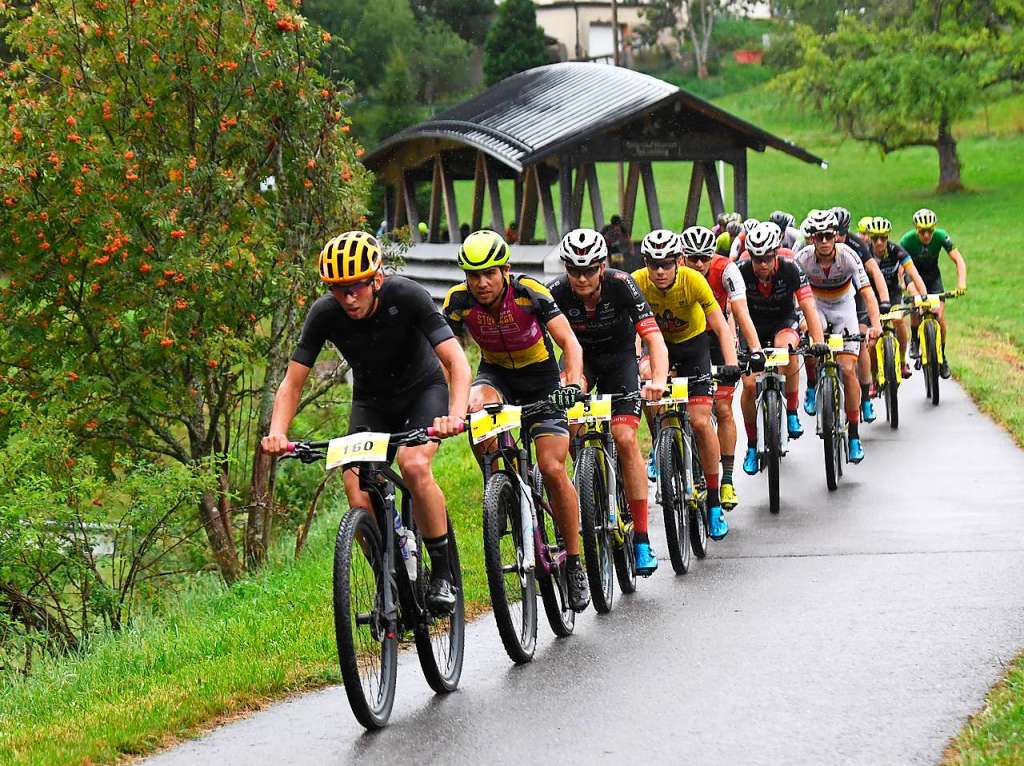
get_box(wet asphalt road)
[146,381,1024,766]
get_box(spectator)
[505,220,519,244]
[459,223,471,241]
[601,214,632,267]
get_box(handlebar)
[282,427,449,464]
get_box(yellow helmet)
[457,229,510,271]
[913,208,937,229]
[857,216,873,234]
[318,231,382,284]
[865,216,892,237]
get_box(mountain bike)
[804,330,865,491]
[910,291,960,407]
[283,428,464,730]
[472,399,578,664]
[746,348,791,514]
[875,304,912,429]
[648,374,716,573]
[568,392,639,614]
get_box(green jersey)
[898,228,954,277]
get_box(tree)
[484,0,547,86]
[0,0,371,582]
[638,0,749,79]
[412,0,494,46]
[407,18,474,105]
[378,50,421,139]
[780,3,1024,192]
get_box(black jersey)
[546,268,657,357]
[738,259,812,329]
[292,276,454,398]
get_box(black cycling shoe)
[567,563,590,613]
[426,576,457,615]
[939,360,952,379]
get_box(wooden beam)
[428,158,442,242]
[517,166,539,245]
[483,156,505,234]
[470,153,486,232]
[622,162,640,236]
[639,162,662,231]
[537,172,559,245]
[571,164,586,229]
[702,161,725,221]
[437,155,461,244]
[558,157,573,237]
[683,162,705,229]
[402,173,422,243]
[585,163,605,231]
[733,152,749,218]
[514,176,524,231]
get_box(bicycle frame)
[914,295,947,366]
[569,397,629,543]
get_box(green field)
[3,82,1024,766]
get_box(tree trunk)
[935,116,963,192]
[199,490,242,583]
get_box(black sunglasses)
[812,232,836,242]
[685,254,713,263]
[330,278,374,296]
[566,264,600,278]
[870,234,889,242]
[644,258,677,271]
[751,252,778,264]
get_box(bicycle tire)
[333,508,397,730]
[925,320,940,406]
[687,436,708,559]
[413,517,465,694]
[575,447,614,614]
[482,472,537,664]
[535,473,575,637]
[611,468,637,594]
[765,389,782,514]
[657,428,691,574]
[883,334,899,430]
[819,376,838,491]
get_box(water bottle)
[393,508,418,580]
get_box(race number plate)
[879,310,905,322]
[469,406,522,445]
[764,348,790,368]
[326,432,389,470]
[648,377,688,406]
[567,394,613,425]
[827,334,845,351]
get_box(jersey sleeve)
[722,261,746,303]
[787,262,813,302]
[851,253,871,290]
[442,285,466,338]
[518,276,563,324]
[938,230,955,251]
[893,244,913,267]
[290,300,328,368]
[403,279,455,347]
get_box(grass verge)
[944,653,1024,765]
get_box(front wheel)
[657,428,690,574]
[482,472,537,664]
[687,437,709,559]
[413,518,465,694]
[882,334,900,430]
[536,474,576,637]
[818,375,839,491]
[333,508,397,730]
[575,447,614,614]
[765,389,782,514]
[924,320,940,406]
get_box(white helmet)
[913,208,937,228]
[746,221,783,257]
[559,228,608,267]
[803,208,838,236]
[640,229,681,260]
[742,217,760,234]
[680,225,717,257]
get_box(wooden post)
[402,173,422,243]
[683,162,705,228]
[733,151,749,218]
[622,162,640,236]
[437,156,461,244]
[701,160,725,221]
[428,158,442,242]
[517,166,539,245]
[537,172,559,245]
[514,176,524,231]
[585,163,605,231]
[391,182,407,230]
[558,157,573,237]
[483,156,505,234]
[639,162,662,231]
[571,164,586,229]
[471,153,486,232]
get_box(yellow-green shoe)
[720,482,739,511]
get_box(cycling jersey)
[781,226,805,251]
[631,265,719,344]
[873,240,913,297]
[443,274,561,371]
[292,276,453,398]
[794,243,870,303]
[702,256,746,315]
[546,268,659,353]
[737,259,812,345]
[899,228,954,282]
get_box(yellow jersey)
[631,266,718,344]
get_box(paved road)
[146,381,1024,766]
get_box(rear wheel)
[413,517,465,694]
[924,320,940,406]
[687,437,708,559]
[819,376,838,491]
[883,334,899,430]
[765,390,782,514]
[575,447,614,614]
[535,474,575,637]
[657,428,690,574]
[333,509,397,730]
[482,472,537,664]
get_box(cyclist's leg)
[774,325,803,434]
[709,333,738,505]
[342,399,388,513]
[855,296,874,416]
[560,358,593,444]
[897,314,912,375]
[467,363,509,460]
[534,432,581,556]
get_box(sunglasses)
[916,227,935,234]
[644,258,677,272]
[751,253,777,265]
[870,234,889,242]
[812,232,836,242]
[330,278,374,297]
[566,264,600,278]
[685,254,713,263]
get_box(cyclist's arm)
[547,314,584,388]
[797,295,825,345]
[434,337,471,425]
[263,361,312,454]
[863,258,890,305]
[902,259,927,297]
[705,307,738,365]
[949,247,967,290]
[729,298,760,352]
[639,321,668,394]
[858,285,881,335]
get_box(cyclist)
[769,210,805,251]
[679,224,764,511]
[262,231,472,613]
[865,216,927,379]
[796,209,881,463]
[442,230,591,611]
[729,217,760,261]
[547,228,669,575]
[738,222,826,475]
[633,229,741,541]
[831,206,891,423]
[898,208,968,379]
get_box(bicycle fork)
[918,317,945,365]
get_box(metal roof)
[364,62,826,172]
